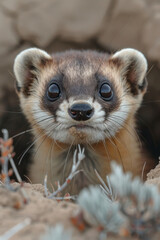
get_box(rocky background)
[0,0,160,177]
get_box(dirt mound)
[1,162,160,240]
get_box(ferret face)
[14,48,148,144]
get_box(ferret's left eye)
[99,83,113,101]
[47,83,61,101]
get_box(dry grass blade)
[0,218,31,240]
[95,169,116,201]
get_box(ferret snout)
[68,103,94,121]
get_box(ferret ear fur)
[14,48,52,96]
[110,48,148,95]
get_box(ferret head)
[14,48,147,144]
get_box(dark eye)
[99,83,113,101]
[47,83,61,101]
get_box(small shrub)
[77,162,160,240]
[41,225,71,240]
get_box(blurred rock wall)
[1,0,160,60]
[0,0,160,176]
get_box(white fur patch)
[14,48,51,87]
[112,48,147,86]
[32,94,131,144]
[32,101,54,132]
[104,99,130,138]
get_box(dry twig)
[44,144,85,200]
[0,129,29,203]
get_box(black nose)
[69,103,94,121]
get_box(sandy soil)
[0,182,101,240]
[1,162,160,240]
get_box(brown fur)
[28,115,153,195]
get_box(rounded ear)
[14,48,52,96]
[110,48,148,95]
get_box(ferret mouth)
[68,124,93,141]
[68,124,94,130]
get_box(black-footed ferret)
[14,48,152,194]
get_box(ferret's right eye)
[47,83,61,101]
